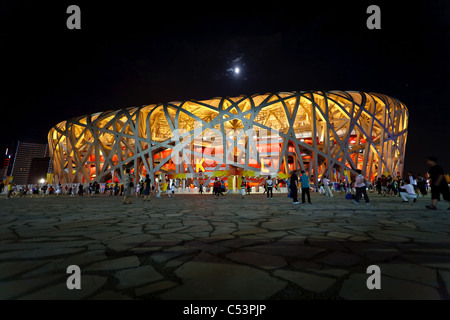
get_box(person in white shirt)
[322,175,334,197]
[170,183,176,198]
[266,176,274,199]
[408,172,417,192]
[400,179,417,203]
[353,170,370,205]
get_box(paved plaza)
[0,192,449,300]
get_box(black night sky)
[1,0,449,175]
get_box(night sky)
[1,1,449,175]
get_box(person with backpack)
[353,169,370,205]
[266,175,274,199]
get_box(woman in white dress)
[123,169,132,204]
[55,184,62,196]
[155,179,161,198]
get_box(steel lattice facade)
[48,91,408,185]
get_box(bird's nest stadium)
[48,91,408,187]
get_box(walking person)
[155,179,161,198]
[300,170,312,204]
[290,170,299,205]
[78,184,84,197]
[392,177,399,197]
[425,156,450,210]
[213,177,219,197]
[161,180,168,197]
[56,183,62,196]
[266,175,274,199]
[399,179,417,203]
[6,181,13,199]
[241,177,246,199]
[387,175,393,196]
[170,183,176,198]
[199,183,203,194]
[416,174,427,197]
[123,169,133,204]
[214,178,223,197]
[165,180,172,197]
[380,175,388,196]
[41,184,48,197]
[376,177,382,194]
[339,180,345,192]
[136,181,141,197]
[322,175,334,197]
[143,174,151,201]
[353,169,370,205]
[220,179,226,195]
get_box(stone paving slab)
[274,270,336,293]
[1,193,450,300]
[160,252,287,300]
[339,273,441,300]
[226,251,287,270]
[115,265,165,289]
[19,275,108,300]
[0,260,50,280]
[0,275,62,299]
[86,256,140,271]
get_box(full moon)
[234,67,240,74]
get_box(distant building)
[8,142,51,185]
[0,151,11,180]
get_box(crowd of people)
[2,157,449,210]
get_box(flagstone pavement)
[1,193,449,300]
